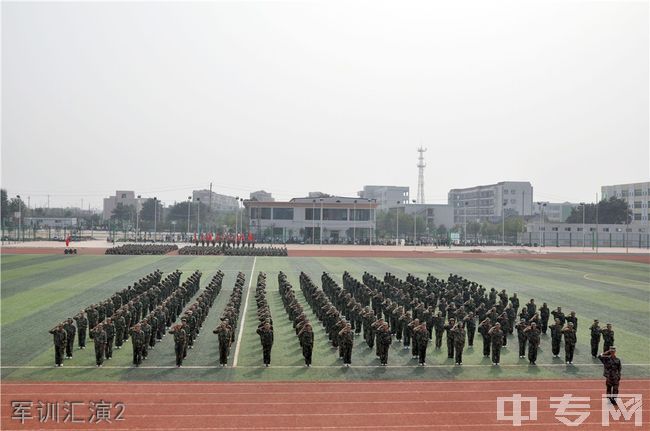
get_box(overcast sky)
[2,1,648,209]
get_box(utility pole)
[187,196,192,239]
[153,197,158,242]
[319,198,324,248]
[416,147,427,204]
[412,199,417,250]
[353,199,357,244]
[595,192,599,253]
[580,202,585,252]
[396,201,400,246]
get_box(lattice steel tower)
[417,147,427,204]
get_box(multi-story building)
[533,202,579,223]
[250,190,274,201]
[192,190,239,212]
[102,191,142,220]
[358,185,410,211]
[601,182,650,223]
[244,196,378,243]
[448,181,534,224]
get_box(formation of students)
[50,269,616,370]
[105,244,178,255]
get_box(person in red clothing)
[65,235,71,247]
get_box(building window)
[323,208,348,221]
[634,201,642,209]
[510,199,516,204]
[615,228,622,232]
[251,207,272,220]
[603,228,609,232]
[272,208,294,220]
[577,228,583,232]
[635,189,642,196]
[121,194,127,199]
[552,227,558,231]
[511,189,515,194]
[305,208,321,220]
[622,191,629,197]
[564,227,571,231]
[589,227,596,232]
[634,214,642,221]
[504,189,509,195]
[351,209,370,221]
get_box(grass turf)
[1,254,648,382]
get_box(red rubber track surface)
[2,380,649,430]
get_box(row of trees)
[109,199,241,233]
[565,197,632,224]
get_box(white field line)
[232,256,256,367]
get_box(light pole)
[312,199,316,245]
[239,198,244,240]
[235,196,240,239]
[196,198,201,237]
[153,197,158,242]
[319,198,323,248]
[412,199,417,250]
[537,202,546,251]
[16,195,22,242]
[370,199,375,247]
[463,201,468,246]
[187,196,192,240]
[396,201,400,246]
[502,200,507,246]
[136,195,141,241]
[353,199,357,245]
[580,202,586,252]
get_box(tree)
[110,203,135,228]
[140,198,163,230]
[1,189,8,226]
[566,197,631,224]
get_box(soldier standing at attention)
[104,318,115,360]
[451,322,466,365]
[590,320,602,358]
[464,312,476,348]
[338,323,354,367]
[562,322,577,365]
[63,318,76,359]
[130,324,145,367]
[444,318,456,360]
[524,322,541,365]
[91,323,106,367]
[602,323,615,352]
[539,302,550,334]
[113,311,125,349]
[86,305,98,339]
[170,324,187,367]
[433,313,445,350]
[49,324,67,367]
[74,311,88,350]
[213,320,233,367]
[298,322,314,367]
[550,318,563,358]
[488,322,504,366]
[257,321,274,367]
[598,347,622,406]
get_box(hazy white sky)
[2,0,648,209]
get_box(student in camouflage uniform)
[524,322,541,365]
[562,322,577,365]
[515,318,528,358]
[414,322,429,366]
[488,322,504,365]
[451,322,466,365]
[63,318,76,359]
[539,302,550,334]
[376,321,392,366]
[338,323,354,367]
[170,324,187,367]
[550,318,563,358]
[130,324,145,367]
[444,318,456,359]
[478,318,491,358]
[298,322,314,367]
[91,323,106,367]
[590,320,602,358]
[213,320,233,366]
[257,322,274,367]
[602,323,615,352]
[49,324,67,367]
[103,318,115,360]
[598,347,622,406]
[74,312,88,349]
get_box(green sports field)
[2,254,649,382]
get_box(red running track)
[2,379,649,430]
